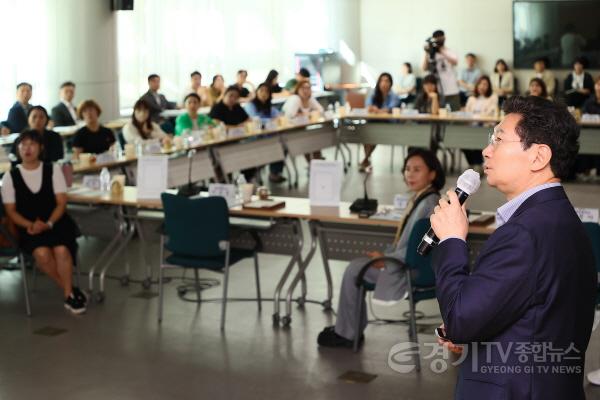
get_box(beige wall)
[359,0,599,94]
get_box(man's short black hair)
[60,81,75,89]
[224,85,241,96]
[237,69,247,75]
[534,57,549,68]
[147,74,160,81]
[432,30,445,38]
[16,82,32,90]
[190,71,201,78]
[503,96,579,180]
[466,53,476,59]
[298,68,310,78]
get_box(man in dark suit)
[430,96,596,400]
[1,82,32,134]
[139,74,176,123]
[51,81,78,127]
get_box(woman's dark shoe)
[317,326,364,348]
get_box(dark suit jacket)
[139,90,176,122]
[2,102,29,133]
[51,102,76,127]
[433,187,596,400]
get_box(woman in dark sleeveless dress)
[1,130,85,314]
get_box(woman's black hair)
[251,83,273,116]
[184,93,201,103]
[16,129,45,161]
[529,77,548,98]
[372,72,393,108]
[402,148,446,191]
[27,105,49,124]
[265,69,279,87]
[494,59,509,73]
[418,74,439,103]
[403,62,413,74]
[131,99,153,140]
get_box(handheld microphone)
[417,169,481,256]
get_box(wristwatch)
[46,220,54,229]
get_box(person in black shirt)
[1,82,32,134]
[264,69,287,95]
[582,76,600,115]
[233,69,254,101]
[209,86,250,126]
[72,99,116,158]
[10,106,64,163]
[564,57,594,108]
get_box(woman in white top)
[282,81,325,161]
[1,130,85,314]
[122,99,168,143]
[396,62,416,104]
[465,76,499,117]
[490,59,514,106]
[464,76,498,169]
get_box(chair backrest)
[415,77,423,94]
[117,130,126,150]
[584,222,600,275]
[161,193,229,257]
[405,218,436,288]
[345,91,366,109]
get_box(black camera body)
[424,37,440,56]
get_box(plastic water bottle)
[100,167,111,192]
[445,104,452,114]
[235,174,247,203]
[334,101,341,113]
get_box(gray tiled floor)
[1,146,600,399]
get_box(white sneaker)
[587,368,600,385]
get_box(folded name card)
[95,152,116,164]
[575,207,599,223]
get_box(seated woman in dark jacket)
[10,105,64,163]
[1,130,85,314]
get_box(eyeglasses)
[488,132,523,148]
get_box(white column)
[46,0,120,120]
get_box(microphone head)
[457,169,481,195]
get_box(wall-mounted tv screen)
[513,0,600,69]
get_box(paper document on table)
[309,160,343,207]
[137,155,168,199]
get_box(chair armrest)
[355,256,406,287]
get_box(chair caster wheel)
[281,315,291,326]
[141,279,152,290]
[296,297,306,308]
[272,313,280,324]
[95,292,105,303]
[177,288,187,296]
[322,300,332,310]
[120,276,130,286]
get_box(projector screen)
[513,0,600,69]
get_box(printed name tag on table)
[575,208,599,223]
[208,183,237,207]
[309,160,343,207]
[393,194,409,210]
[137,155,168,199]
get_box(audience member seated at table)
[396,62,416,105]
[528,77,552,101]
[233,69,254,101]
[1,130,86,314]
[205,74,225,107]
[139,74,177,126]
[265,69,288,97]
[1,82,33,135]
[317,148,444,348]
[175,93,216,136]
[180,71,205,106]
[458,53,482,106]
[244,83,285,183]
[414,74,442,115]
[583,76,600,115]
[282,80,325,162]
[209,86,255,181]
[72,100,116,158]
[463,75,498,170]
[360,72,399,172]
[51,81,78,127]
[564,57,594,108]
[123,99,169,143]
[10,106,64,163]
[530,57,555,97]
[490,59,514,107]
[284,67,310,91]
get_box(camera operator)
[421,29,461,111]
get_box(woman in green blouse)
[174,93,215,136]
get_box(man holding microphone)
[430,96,596,399]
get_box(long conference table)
[66,185,495,326]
